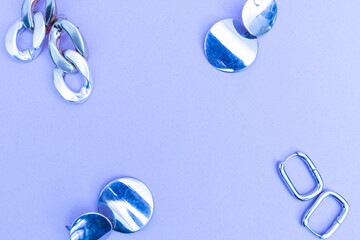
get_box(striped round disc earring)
[204,0,277,73]
[68,213,112,240]
[68,177,154,240]
[98,177,154,233]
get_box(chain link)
[21,0,57,31]
[49,19,88,73]
[5,12,45,62]
[53,50,93,103]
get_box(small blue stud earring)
[204,0,277,73]
[68,177,154,240]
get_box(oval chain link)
[49,18,88,73]
[53,50,93,103]
[22,0,57,31]
[5,12,45,62]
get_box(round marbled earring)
[204,0,277,73]
[68,177,154,240]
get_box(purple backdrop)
[0,0,359,239]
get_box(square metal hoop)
[278,152,324,201]
[302,190,350,239]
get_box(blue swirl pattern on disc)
[242,0,278,37]
[98,178,154,233]
[204,18,258,73]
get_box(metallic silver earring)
[278,152,349,239]
[68,177,154,240]
[278,152,324,201]
[68,213,112,240]
[49,18,93,103]
[5,0,57,62]
[204,0,277,73]
[303,190,349,239]
[5,0,93,104]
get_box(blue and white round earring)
[68,177,154,240]
[204,0,277,73]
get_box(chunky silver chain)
[5,0,93,104]
[22,0,57,31]
[49,19,93,103]
[5,0,56,62]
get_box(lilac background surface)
[0,0,359,239]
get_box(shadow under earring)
[204,0,277,73]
